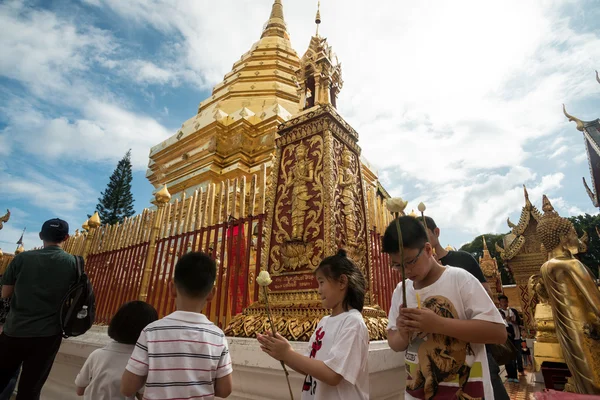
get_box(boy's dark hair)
[174,252,216,298]
[382,216,428,254]
[315,249,366,312]
[498,294,509,302]
[108,301,158,345]
[422,216,438,231]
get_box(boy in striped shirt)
[121,252,233,399]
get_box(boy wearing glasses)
[383,216,506,400]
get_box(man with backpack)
[0,218,77,399]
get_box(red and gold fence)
[370,230,401,314]
[61,169,397,329]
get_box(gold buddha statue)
[536,195,600,395]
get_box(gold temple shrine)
[496,186,547,336]
[145,0,389,216]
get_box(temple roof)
[563,83,600,208]
[497,185,542,260]
[582,119,600,207]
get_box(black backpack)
[59,256,96,338]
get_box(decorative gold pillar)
[139,185,171,302]
[225,104,387,341]
[82,212,101,261]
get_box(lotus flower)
[418,202,426,213]
[257,270,273,286]
[386,197,408,214]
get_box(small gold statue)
[536,195,600,395]
[338,148,357,246]
[289,143,313,241]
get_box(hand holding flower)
[257,332,293,362]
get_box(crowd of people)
[0,215,531,399]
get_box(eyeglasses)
[391,247,425,270]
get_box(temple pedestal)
[42,326,405,400]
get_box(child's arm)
[402,272,507,344]
[121,371,146,397]
[214,374,233,398]
[258,333,343,386]
[122,330,150,397]
[214,340,233,398]
[74,351,93,396]
[386,285,412,352]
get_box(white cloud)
[2,0,599,240]
[0,163,96,214]
[0,1,171,170]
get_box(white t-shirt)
[75,341,137,400]
[387,266,504,400]
[126,311,233,400]
[500,308,521,340]
[301,309,369,400]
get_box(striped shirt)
[126,311,233,400]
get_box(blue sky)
[0,0,599,251]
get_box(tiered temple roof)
[563,71,600,208]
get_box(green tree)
[568,213,600,279]
[459,233,515,285]
[94,150,136,225]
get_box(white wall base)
[41,326,405,400]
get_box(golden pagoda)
[145,0,387,212]
[495,185,547,336]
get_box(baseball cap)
[40,218,70,242]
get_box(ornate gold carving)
[224,303,388,341]
[269,136,324,274]
[339,148,357,246]
[290,142,314,240]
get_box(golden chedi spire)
[262,0,289,40]
[147,0,301,196]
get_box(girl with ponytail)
[257,249,370,399]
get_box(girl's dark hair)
[315,249,366,312]
[108,301,158,345]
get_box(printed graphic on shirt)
[303,326,325,395]
[405,295,484,400]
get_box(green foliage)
[568,213,600,279]
[94,150,136,225]
[459,233,515,285]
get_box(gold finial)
[0,248,3,258]
[445,244,454,252]
[482,236,489,251]
[596,70,599,85]
[563,104,585,132]
[88,212,101,229]
[409,209,417,217]
[315,1,321,35]
[262,0,288,39]
[15,245,24,254]
[82,219,89,231]
[155,184,172,204]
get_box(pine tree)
[94,150,136,225]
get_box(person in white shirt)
[383,216,507,400]
[257,249,370,400]
[498,294,525,382]
[75,301,158,399]
[121,252,233,400]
